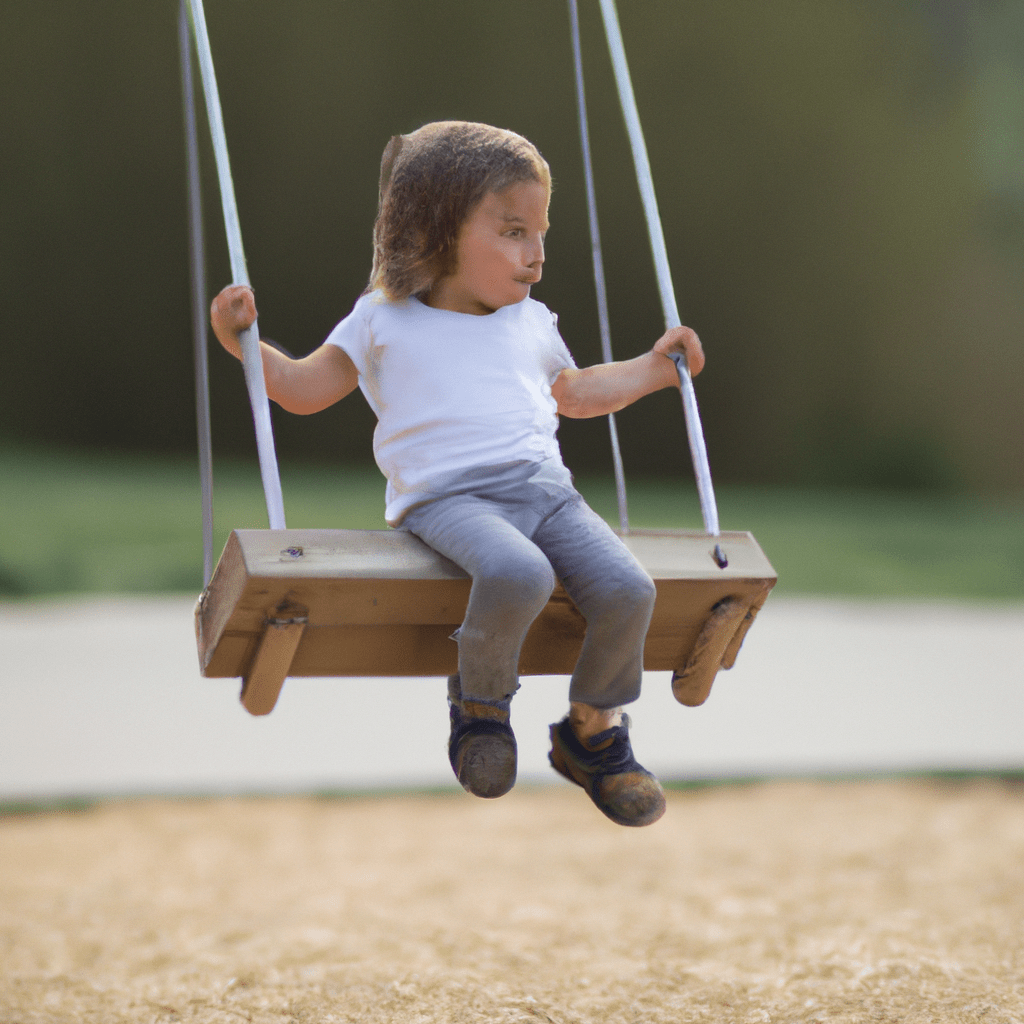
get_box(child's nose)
[528,236,545,266]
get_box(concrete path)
[1,596,1021,799]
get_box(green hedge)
[2,446,1021,600]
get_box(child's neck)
[424,283,502,317]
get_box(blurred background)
[2,0,1022,490]
[0,1,1021,799]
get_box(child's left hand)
[653,326,704,379]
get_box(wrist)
[653,348,679,386]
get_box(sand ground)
[2,779,1023,1023]
[2,597,1022,1021]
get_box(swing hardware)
[237,602,309,716]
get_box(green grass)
[1,444,1021,601]
[580,476,1024,602]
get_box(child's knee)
[590,568,656,625]
[634,570,657,610]
[623,571,657,619]
[504,555,557,609]
[475,550,556,616]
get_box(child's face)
[427,180,549,315]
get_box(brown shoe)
[448,675,517,799]
[548,714,665,827]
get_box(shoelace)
[574,721,639,774]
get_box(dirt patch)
[2,780,1022,1023]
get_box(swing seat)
[195,527,776,715]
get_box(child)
[211,121,704,827]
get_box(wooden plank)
[195,527,777,680]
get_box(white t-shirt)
[325,292,577,524]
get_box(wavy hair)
[369,121,551,302]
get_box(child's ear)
[378,135,405,199]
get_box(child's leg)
[403,492,558,799]
[403,493,557,703]
[533,496,665,826]
[532,495,656,710]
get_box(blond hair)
[369,121,551,301]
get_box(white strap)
[597,0,724,559]
[567,0,629,534]
[185,0,286,530]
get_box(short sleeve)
[544,306,576,380]
[324,293,373,378]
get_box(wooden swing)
[181,0,776,717]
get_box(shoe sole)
[455,732,517,799]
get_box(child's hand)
[210,285,257,358]
[653,325,704,380]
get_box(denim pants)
[400,474,656,708]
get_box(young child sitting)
[211,120,704,827]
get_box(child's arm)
[551,325,704,419]
[210,285,359,415]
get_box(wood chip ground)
[2,780,1022,1023]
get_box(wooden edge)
[195,531,247,674]
[670,596,752,707]
[230,527,471,581]
[239,604,309,717]
[720,580,775,670]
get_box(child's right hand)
[210,285,258,359]
[206,285,360,415]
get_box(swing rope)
[596,0,726,567]
[179,0,214,585]
[184,0,287,532]
[567,0,630,535]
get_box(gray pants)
[400,474,655,708]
